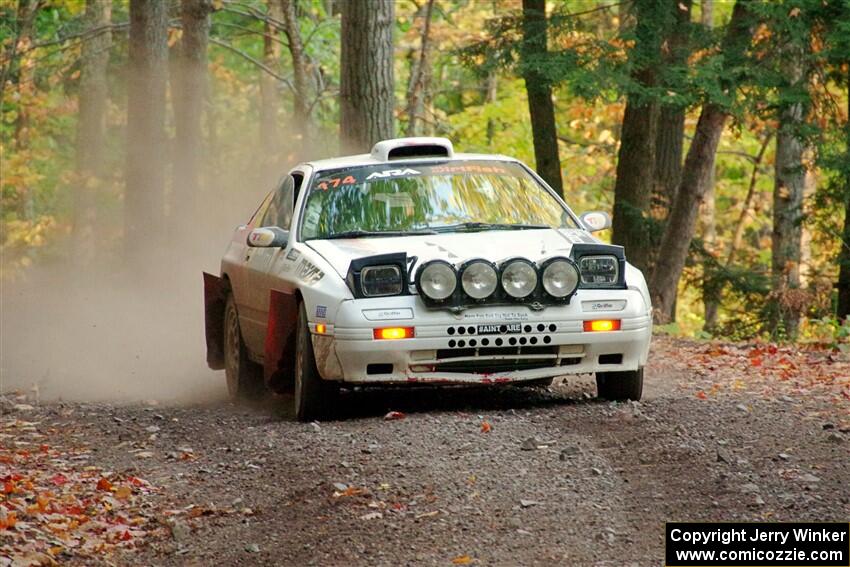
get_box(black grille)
[433,359,555,373]
[436,345,558,359]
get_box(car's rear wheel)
[294,302,339,421]
[223,293,265,401]
[596,367,643,401]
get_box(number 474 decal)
[316,176,356,191]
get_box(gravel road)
[2,337,848,566]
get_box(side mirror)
[247,226,289,248]
[579,211,612,232]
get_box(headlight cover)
[346,252,410,299]
[500,259,538,299]
[417,260,457,301]
[541,258,579,298]
[460,260,498,300]
[579,255,619,287]
[361,265,403,297]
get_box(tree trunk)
[652,0,691,214]
[701,0,713,28]
[612,0,671,275]
[771,46,809,338]
[651,106,726,321]
[837,69,850,322]
[404,0,434,137]
[174,0,211,234]
[281,0,311,150]
[73,0,112,263]
[125,0,169,264]
[339,0,395,153]
[612,97,658,275]
[485,69,498,146]
[259,0,282,152]
[520,0,563,198]
[654,105,686,211]
[649,0,753,322]
[838,197,850,321]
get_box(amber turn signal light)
[315,323,327,334]
[583,319,621,332]
[373,327,415,340]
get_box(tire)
[223,293,265,401]
[294,302,339,422]
[596,367,643,401]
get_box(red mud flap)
[264,288,298,391]
[203,272,226,370]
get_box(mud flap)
[203,272,226,370]
[264,288,298,392]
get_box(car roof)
[302,152,521,173]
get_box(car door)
[240,175,296,355]
[225,191,271,334]
[263,170,306,295]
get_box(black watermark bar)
[666,522,850,566]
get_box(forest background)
[2,0,849,347]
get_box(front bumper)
[311,289,652,385]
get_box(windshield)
[300,160,576,240]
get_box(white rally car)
[204,137,651,420]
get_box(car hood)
[306,228,600,278]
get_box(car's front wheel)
[294,302,339,421]
[596,367,643,401]
[223,293,265,401]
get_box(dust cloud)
[0,86,311,405]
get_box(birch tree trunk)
[73,0,111,262]
[520,0,563,198]
[125,0,169,264]
[339,0,395,153]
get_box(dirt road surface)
[2,337,848,566]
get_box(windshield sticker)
[311,161,524,191]
[297,259,324,284]
[429,163,511,176]
[316,175,357,191]
[366,168,421,180]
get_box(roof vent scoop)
[371,137,454,161]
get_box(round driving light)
[461,260,498,299]
[501,259,538,298]
[418,261,457,301]
[542,259,579,298]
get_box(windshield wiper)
[319,229,437,240]
[433,222,550,233]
